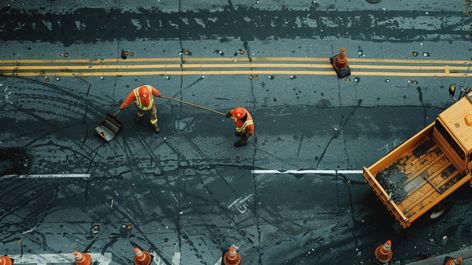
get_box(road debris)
[91,224,100,235]
[121,49,129,60]
[214,49,224,56]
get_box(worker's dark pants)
[235,130,251,146]
[137,104,158,127]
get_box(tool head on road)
[95,111,123,142]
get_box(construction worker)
[226,106,254,147]
[120,85,161,133]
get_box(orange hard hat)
[138,86,149,98]
[232,107,247,118]
[457,257,463,263]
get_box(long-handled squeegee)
[95,96,224,142]
[95,110,122,142]
[160,95,226,117]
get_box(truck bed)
[375,139,465,219]
[363,123,470,228]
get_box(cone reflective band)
[0,256,13,265]
[135,248,143,260]
[335,48,348,68]
[223,245,241,265]
[444,257,463,265]
[73,251,91,265]
[380,240,391,254]
[330,47,351,78]
[375,240,393,264]
[134,247,152,265]
[228,246,237,260]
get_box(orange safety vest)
[133,85,154,110]
[234,112,254,135]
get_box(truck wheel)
[430,203,450,220]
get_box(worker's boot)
[152,125,160,133]
[234,135,248,147]
[152,122,160,133]
[135,113,144,122]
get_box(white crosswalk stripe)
[9,253,112,265]
[251,169,363,175]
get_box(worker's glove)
[225,112,231,118]
[118,99,124,110]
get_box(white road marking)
[1,174,91,179]
[9,253,112,265]
[251,169,363,175]
[227,194,253,214]
[21,228,35,234]
[214,257,222,265]
[172,252,181,265]
[152,251,167,265]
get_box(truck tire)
[430,202,450,220]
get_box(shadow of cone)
[73,251,91,265]
[134,247,152,265]
[223,245,241,265]
[330,47,351,78]
[375,240,393,264]
[0,256,13,265]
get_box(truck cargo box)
[364,93,472,228]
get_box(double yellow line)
[0,57,471,77]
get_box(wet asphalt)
[1,0,472,264]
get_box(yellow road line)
[0,63,468,71]
[3,70,472,77]
[0,63,331,70]
[0,57,470,65]
[348,58,472,64]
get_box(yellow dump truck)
[363,92,472,229]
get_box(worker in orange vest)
[120,85,162,133]
[226,106,254,147]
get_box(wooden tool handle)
[160,95,226,117]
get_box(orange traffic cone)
[223,245,241,265]
[0,256,13,265]
[73,251,91,265]
[330,47,351,78]
[134,247,152,265]
[375,240,393,264]
[444,256,463,265]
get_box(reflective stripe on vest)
[133,85,154,111]
[236,119,254,132]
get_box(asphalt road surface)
[1,0,472,264]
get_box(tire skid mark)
[179,135,261,248]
